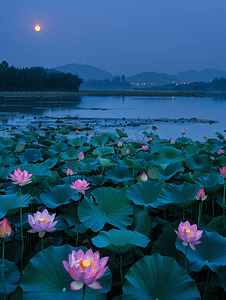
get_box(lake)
[0,94,226,142]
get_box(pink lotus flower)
[141,173,148,182]
[97,173,102,177]
[182,129,186,135]
[0,218,12,240]
[78,152,84,160]
[117,141,122,147]
[75,130,79,135]
[174,221,203,250]
[9,167,32,186]
[218,149,225,155]
[56,133,59,137]
[171,139,175,145]
[148,137,153,142]
[70,179,90,194]
[66,168,73,176]
[191,138,194,143]
[126,149,130,155]
[28,209,58,238]
[195,188,207,201]
[63,249,109,290]
[142,145,149,151]
[220,166,226,179]
[203,135,208,140]
[223,137,226,142]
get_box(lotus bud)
[141,173,148,182]
[66,168,73,176]
[78,152,84,160]
[117,141,123,147]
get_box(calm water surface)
[0,95,226,141]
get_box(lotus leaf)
[122,158,142,170]
[0,193,30,218]
[184,145,200,155]
[147,166,160,179]
[20,163,51,185]
[105,165,133,184]
[0,259,20,298]
[194,172,224,194]
[115,128,128,138]
[92,146,114,157]
[123,253,201,300]
[89,135,109,145]
[78,187,133,232]
[60,148,81,160]
[161,162,184,181]
[154,146,186,165]
[129,205,152,235]
[68,137,86,147]
[135,152,155,166]
[186,153,211,173]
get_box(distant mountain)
[54,63,113,81]
[173,68,226,83]
[45,68,61,74]
[126,72,179,87]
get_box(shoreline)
[0,90,226,98]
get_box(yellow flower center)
[184,228,193,238]
[35,218,48,224]
[79,259,96,274]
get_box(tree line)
[0,61,83,91]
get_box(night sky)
[1,0,225,76]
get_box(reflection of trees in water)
[212,95,226,102]
[0,96,82,114]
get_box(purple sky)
[0,0,225,76]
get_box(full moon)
[35,25,41,32]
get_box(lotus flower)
[66,168,73,176]
[0,218,12,240]
[70,179,90,194]
[9,167,32,186]
[63,249,109,290]
[28,209,58,238]
[78,152,84,160]
[142,145,149,151]
[148,137,153,142]
[174,221,203,250]
[223,137,226,142]
[75,130,79,134]
[126,149,130,155]
[218,149,225,155]
[220,166,226,179]
[141,172,148,182]
[182,129,186,135]
[191,138,194,143]
[203,135,208,140]
[117,141,122,147]
[195,188,207,201]
[86,131,89,136]
[171,139,175,145]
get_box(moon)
[35,25,41,32]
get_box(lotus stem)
[19,187,24,272]
[2,240,6,300]
[197,201,203,227]
[185,245,188,272]
[82,284,86,300]
[182,209,185,222]
[69,175,71,185]
[223,181,226,236]
[76,193,81,247]
[203,268,210,300]
[41,238,44,251]
[212,195,215,218]
[120,254,124,287]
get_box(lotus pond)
[1,126,226,299]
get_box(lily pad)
[129,205,152,236]
[0,259,20,298]
[92,229,150,254]
[105,165,133,184]
[194,172,224,194]
[186,153,211,173]
[123,253,201,300]
[0,193,30,218]
[154,146,186,165]
[92,146,114,157]
[89,135,109,145]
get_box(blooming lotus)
[220,166,226,179]
[218,149,225,155]
[70,179,90,194]
[75,130,79,134]
[142,145,149,151]
[66,168,73,176]
[28,209,58,238]
[148,137,153,142]
[63,249,109,290]
[171,139,175,145]
[0,218,12,240]
[9,167,32,186]
[175,221,203,250]
[195,188,207,201]
[141,172,148,182]
[78,152,84,160]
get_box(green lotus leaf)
[176,136,192,144]
[161,162,184,181]
[215,131,225,139]
[135,152,155,166]
[98,157,114,168]
[201,144,219,154]
[194,172,224,194]
[179,172,195,184]
[20,245,112,300]
[115,128,128,138]
[176,229,226,272]
[154,146,186,165]
[63,159,80,173]
[20,134,37,143]
[123,253,201,300]
[20,163,51,185]
[22,149,43,163]
[210,266,226,293]
[157,182,200,209]
[122,158,142,170]
[0,149,18,167]
[92,146,114,157]
[92,229,150,254]
[40,183,79,208]
[0,137,15,148]
[121,145,135,156]
[0,166,10,180]
[49,142,68,154]
[44,157,58,169]
[206,216,224,233]
[88,175,108,186]
[0,259,20,298]
[79,187,133,232]
[184,145,200,155]
[126,181,164,208]
[16,143,26,153]
[68,137,86,147]
[129,205,152,236]
[0,193,30,218]
[147,166,160,179]
[89,135,109,145]
[63,203,87,234]
[186,153,211,173]
[152,228,184,263]
[60,148,81,160]
[105,165,133,184]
